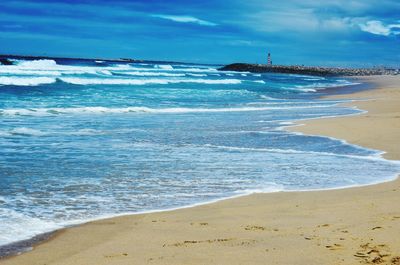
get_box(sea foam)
[59,77,242,85]
[0,77,56,86]
[0,104,336,116]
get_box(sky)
[0,0,399,67]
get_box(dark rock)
[0,58,14,65]
[219,63,399,76]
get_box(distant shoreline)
[219,63,400,76]
[2,55,399,77]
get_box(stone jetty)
[219,63,399,76]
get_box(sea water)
[0,59,399,250]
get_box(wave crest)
[59,77,242,85]
[0,104,335,116]
[0,77,56,86]
[16,59,58,69]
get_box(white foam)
[154,64,173,70]
[186,73,207,77]
[288,80,359,92]
[10,127,46,136]
[0,69,62,76]
[127,66,218,73]
[201,144,389,162]
[0,60,223,83]
[233,184,284,194]
[0,131,11,137]
[1,104,335,116]
[260,95,278,100]
[59,77,242,85]
[15,59,58,69]
[0,208,61,247]
[71,129,104,136]
[0,77,56,86]
[253,80,266,84]
[120,71,185,77]
[97,70,112,76]
[304,77,325,81]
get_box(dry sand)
[1,76,399,265]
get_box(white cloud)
[359,20,400,36]
[151,14,217,26]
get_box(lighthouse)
[267,52,272,65]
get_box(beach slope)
[1,76,400,265]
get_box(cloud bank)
[151,14,217,26]
[359,20,400,36]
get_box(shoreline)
[1,75,400,264]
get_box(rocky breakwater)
[219,63,399,76]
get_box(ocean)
[0,58,399,253]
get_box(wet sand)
[1,76,399,265]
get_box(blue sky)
[0,0,399,67]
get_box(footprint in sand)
[167,238,234,247]
[104,253,128,258]
[244,225,266,231]
[391,256,400,264]
[325,243,344,250]
[354,243,394,264]
[190,222,209,226]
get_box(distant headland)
[219,63,400,76]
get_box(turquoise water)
[0,59,399,249]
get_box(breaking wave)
[0,77,56,86]
[15,59,58,69]
[58,77,242,85]
[1,104,335,116]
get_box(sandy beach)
[1,75,399,265]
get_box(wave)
[0,127,46,137]
[186,73,207,77]
[97,70,112,76]
[15,59,58,69]
[304,77,325,81]
[1,60,106,77]
[9,127,47,136]
[260,95,279,100]
[0,69,62,76]
[154,64,173,70]
[1,104,336,116]
[59,77,242,85]
[127,66,218,73]
[0,77,56,86]
[71,128,104,136]
[116,71,186,77]
[289,80,359,92]
[199,144,389,161]
[0,208,60,248]
[0,60,227,83]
